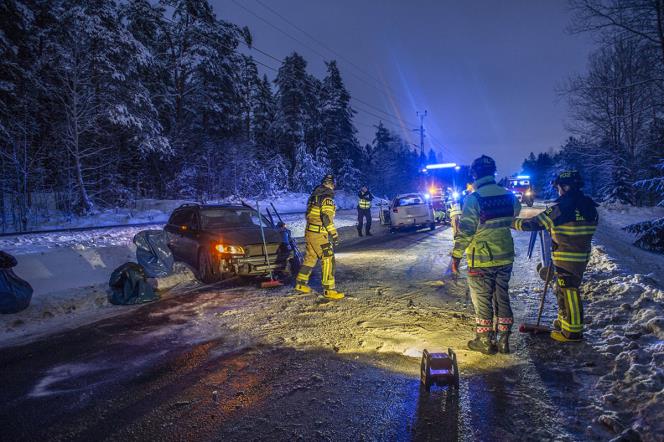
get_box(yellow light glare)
[214,244,244,255]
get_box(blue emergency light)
[516,175,530,179]
[425,163,458,170]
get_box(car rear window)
[395,195,424,207]
[200,208,270,229]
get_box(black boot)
[366,229,372,236]
[357,227,363,237]
[497,332,511,354]
[467,333,497,355]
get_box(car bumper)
[230,254,289,276]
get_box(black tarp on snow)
[0,251,33,314]
[108,262,159,305]
[133,230,174,278]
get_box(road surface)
[0,207,598,441]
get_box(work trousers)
[554,265,585,337]
[296,231,335,290]
[357,208,371,235]
[467,264,514,334]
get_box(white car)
[387,193,436,232]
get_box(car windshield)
[395,195,423,207]
[199,208,271,230]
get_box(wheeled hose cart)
[420,348,460,392]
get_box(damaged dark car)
[164,204,297,283]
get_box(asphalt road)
[0,211,595,441]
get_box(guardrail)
[0,221,165,238]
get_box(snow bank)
[3,191,384,234]
[581,247,664,440]
[1,262,196,348]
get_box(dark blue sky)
[214,0,596,176]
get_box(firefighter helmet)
[321,174,336,187]
[552,170,583,188]
[470,155,497,179]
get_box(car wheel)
[197,249,222,283]
[527,201,533,207]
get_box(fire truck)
[420,163,472,223]
[507,175,535,207]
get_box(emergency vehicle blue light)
[452,191,460,200]
[516,175,530,179]
[425,163,457,170]
[424,193,431,199]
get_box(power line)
[232,0,417,118]
[252,0,407,101]
[160,12,416,142]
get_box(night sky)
[215,0,596,177]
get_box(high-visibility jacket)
[452,176,522,268]
[305,185,338,238]
[513,190,598,275]
[449,201,462,218]
[358,190,373,210]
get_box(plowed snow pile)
[581,247,664,440]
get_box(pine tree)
[274,52,315,171]
[319,60,359,173]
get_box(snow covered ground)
[0,210,364,347]
[1,191,387,234]
[1,202,663,440]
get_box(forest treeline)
[0,0,432,231]
[520,1,664,250]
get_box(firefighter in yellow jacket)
[512,171,598,342]
[294,174,344,300]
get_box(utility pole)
[413,110,427,156]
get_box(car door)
[165,208,192,263]
[180,210,201,266]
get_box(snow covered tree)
[319,60,359,173]
[624,159,664,252]
[291,141,326,192]
[274,52,318,172]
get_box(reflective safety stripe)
[321,256,335,289]
[514,218,524,231]
[566,289,576,325]
[562,288,583,332]
[552,225,596,235]
[536,212,554,230]
[358,199,371,209]
[553,251,590,262]
[560,319,583,332]
[474,251,514,262]
[306,224,325,233]
[483,218,513,228]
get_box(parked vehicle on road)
[164,204,295,283]
[507,175,535,207]
[387,193,436,232]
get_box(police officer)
[357,185,373,236]
[294,174,344,300]
[451,155,521,354]
[512,171,598,342]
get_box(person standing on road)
[294,174,345,300]
[512,171,598,342]
[357,185,374,237]
[451,155,521,355]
